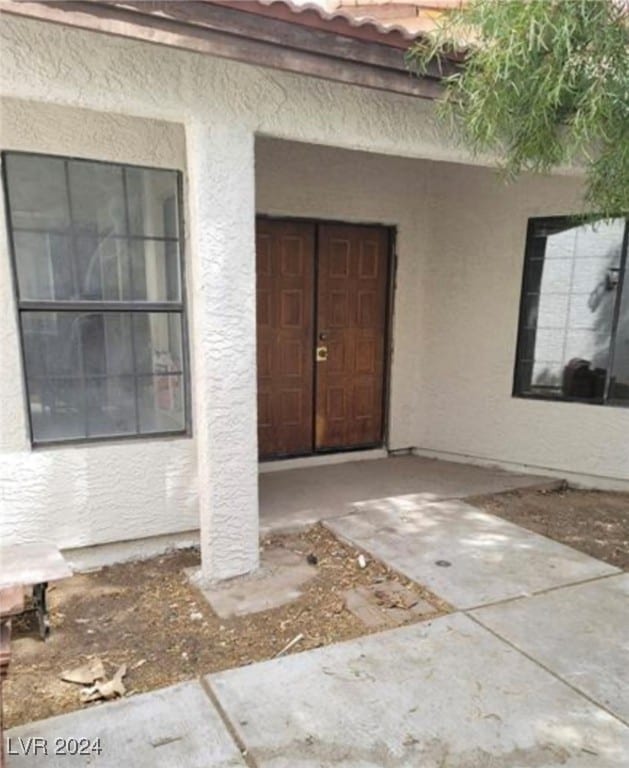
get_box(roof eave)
[0,0,449,100]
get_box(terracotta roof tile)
[213,0,442,48]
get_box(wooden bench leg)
[32,583,50,641]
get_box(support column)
[186,119,259,581]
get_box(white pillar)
[186,119,259,581]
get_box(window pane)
[133,313,183,374]
[130,240,181,302]
[5,154,70,231]
[516,218,626,400]
[81,313,134,376]
[21,312,137,379]
[86,376,137,437]
[68,161,126,236]
[21,310,186,442]
[4,152,187,444]
[138,374,185,433]
[29,378,85,443]
[126,168,179,238]
[74,236,131,301]
[532,361,563,390]
[13,232,74,300]
[537,293,569,330]
[22,312,81,378]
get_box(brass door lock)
[316,346,328,362]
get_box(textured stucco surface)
[186,121,259,579]
[256,138,431,450]
[256,140,629,488]
[0,15,478,165]
[0,99,200,554]
[416,163,629,487]
[0,14,472,568]
[0,16,626,567]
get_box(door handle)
[316,346,328,362]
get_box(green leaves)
[407,0,629,217]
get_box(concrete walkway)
[211,612,628,767]
[326,498,618,609]
[7,466,628,766]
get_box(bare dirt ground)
[5,524,449,728]
[470,486,629,571]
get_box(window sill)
[513,393,629,409]
[30,429,192,450]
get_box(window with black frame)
[514,216,629,406]
[3,152,188,444]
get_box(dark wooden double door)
[256,218,390,460]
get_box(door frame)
[256,214,398,462]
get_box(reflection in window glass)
[85,377,137,438]
[68,161,126,236]
[20,311,185,441]
[13,232,73,300]
[138,374,185,433]
[515,217,628,405]
[27,378,85,443]
[3,152,188,443]
[126,167,179,238]
[5,154,69,231]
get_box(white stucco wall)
[415,163,629,488]
[185,121,260,580]
[0,13,470,568]
[256,140,629,489]
[0,98,201,557]
[255,138,432,450]
[0,13,471,570]
[0,15,626,568]
[0,15,481,166]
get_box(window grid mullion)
[515,216,628,406]
[17,302,183,313]
[64,158,90,438]
[603,220,629,403]
[11,226,179,243]
[26,371,185,381]
[122,167,141,434]
[3,151,189,445]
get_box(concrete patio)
[6,458,628,767]
[259,454,562,533]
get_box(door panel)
[315,224,389,450]
[256,219,315,459]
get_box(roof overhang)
[0,0,455,99]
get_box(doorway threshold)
[259,447,388,474]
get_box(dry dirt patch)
[470,486,629,571]
[5,524,449,728]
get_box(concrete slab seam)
[465,613,629,728]
[315,479,565,529]
[461,570,622,613]
[198,675,260,768]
